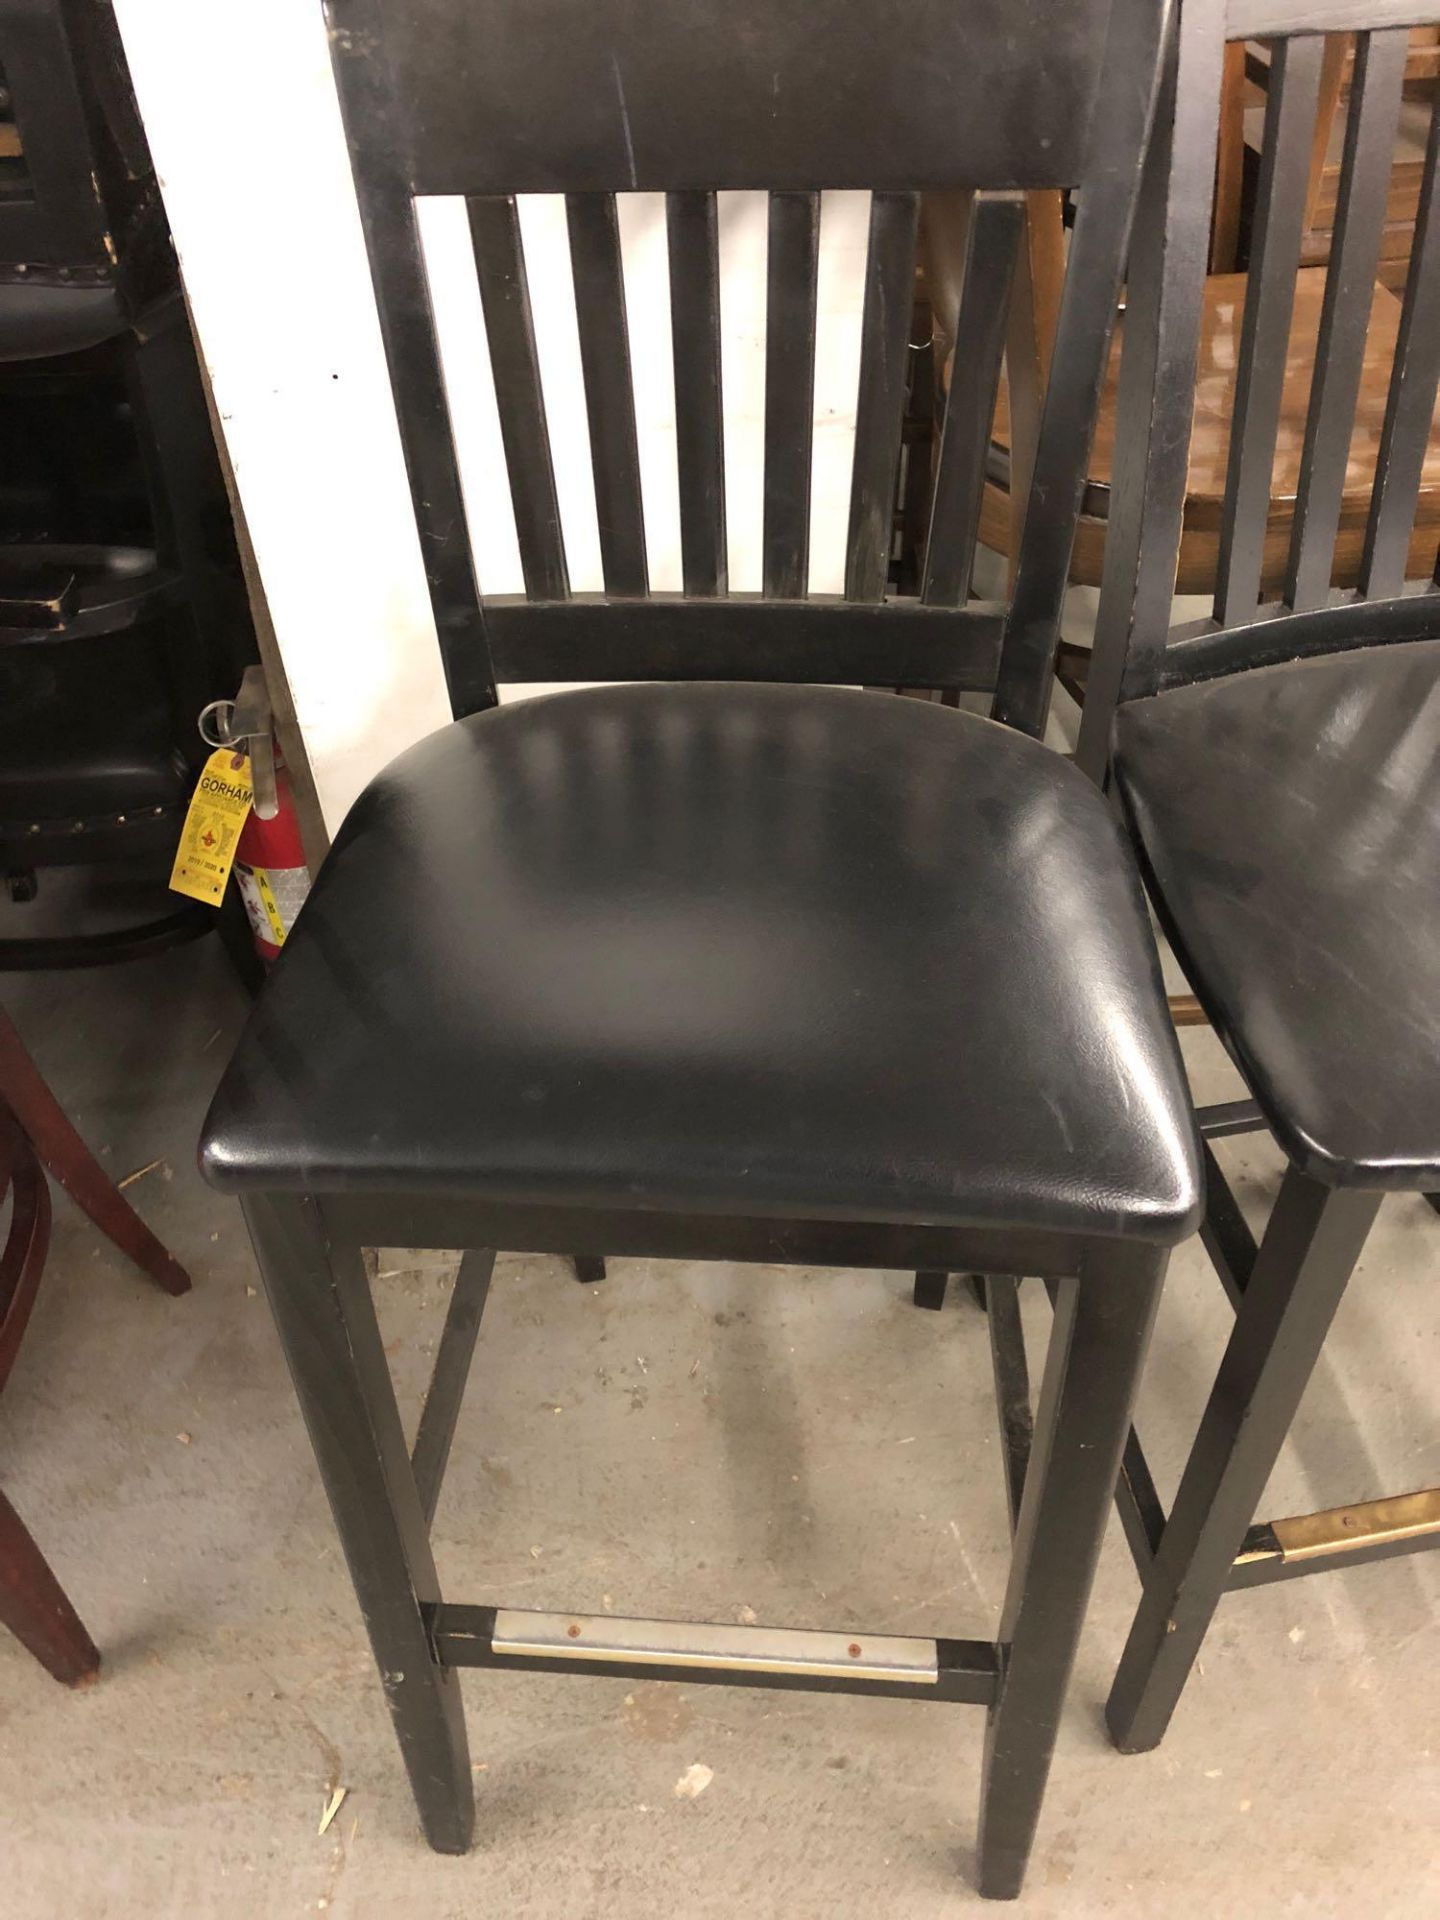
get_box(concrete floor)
[1,874,1437,1918]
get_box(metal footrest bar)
[429,1603,1000,1704]
[410,1249,496,1528]
[1196,1098,1266,1140]
[1229,1487,1440,1590]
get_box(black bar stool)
[199,0,1199,1898]
[1075,0,1440,1755]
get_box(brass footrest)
[1232,1487,1440,1589]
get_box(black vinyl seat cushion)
[201,682,1201,1242]
[0,285,127,364]
[1113,639,1440,1190]
[0,626,186,833]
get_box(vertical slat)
[1304,34,1353,243]
[467,194,569,601]
[1285,28,1408,613]
[896,317,937,598]
[1214,33,1325,626]
[326,13,498,716]
[1359,96,1440,600]
[991,0,1169,737]
[845,191,921,602]
[565,194,648,595]
[762,190,820,598]
[1076,0,1226,779]
[1003,192,1068,586]
[1210,41,1248,273]
[920,194,1023,608]
[666,191,727,594]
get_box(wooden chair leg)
[913,1271,990,1310]
[977,1243,1165,1898]
[0,1011,191,1296]
[0,1487,100,1686]
[913,1269,949,1309]
[241,1192,473,1853]
[0,1119,52,1396]
[1106,1170,1381,1753]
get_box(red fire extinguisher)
[199,668,312,965]
[234,757,310,963]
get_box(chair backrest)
[327,0,1169,736]
[0,0,117,280]
[1078,0,1440,777]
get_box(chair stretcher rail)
[1230,1487,1440,1589]
[429,1604,1000,1704]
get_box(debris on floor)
[118,1158,165,1190]
[318,1786,347,1836]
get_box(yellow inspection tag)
[169,749,253,905]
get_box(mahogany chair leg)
[0,1011,191,1296]
[0,1486,100,1686]
[0,1118,52,1396]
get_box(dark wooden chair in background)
[196,0,1204,1897]
[1075,0,1440,1752]
[0,1005,190,1684]
[1237,24,1440,287]
[0,0,254,971]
